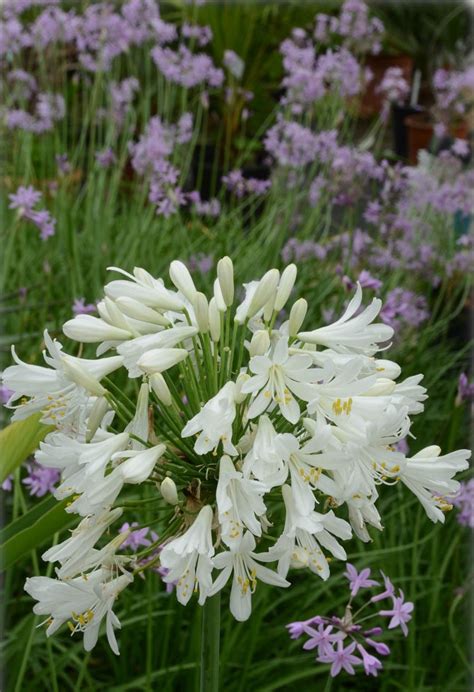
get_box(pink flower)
[379,589,414,636]
[344,563,379,597]
[317,640,362,677]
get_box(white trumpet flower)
[25,569,133,654]
[399,446,471,523]
[216,455,267,547]
[242,337,318,423]
[298,283,394,354]
[182,381,237,455]
[210,532,289,621]
[160,506,215,605]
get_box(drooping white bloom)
[271,485,352,579]
[160,506,215,605]
[216,455,267,547]
[43,431,129,515]
[275,431,341,515]
[242,337,318,423]
[41,508,123,575]
[242,416,287,490]
[298,283,394,354]
[24,569,133,654]
[181,381,237,455]
[210,532,289,621]
[398,446,471,522]
[2,331,122,424]
[55,533,131,581]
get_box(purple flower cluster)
[264,120,336,168]
[8,185,56,240]
[0,0,176,69]
[280,38,369,113]
[221,169,271,198]
[119,522,158,551]
[379,288,429,331]
[377,67,410,121]
[288,565,413,678]
[129,113,195,217]
[452,480,474,528]
[4,90,65,134]
[181,22,212,48]
[108,77,139,128]
[314,0,384,55]
[187,192,221,218]
[152,44,223,89]
[119,522,175,592]
[432,66,474,136]
[22,460,60,497]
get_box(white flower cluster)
[3,258,469,653]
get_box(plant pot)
[391,104,424,159]
[359,54,414,119]
[404,112,468,165]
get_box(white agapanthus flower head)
[2,257,470,654]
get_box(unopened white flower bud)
[160,477,179,505]
[115,297,170,326]
[61,356,106,396]
[86,396,110,442]
[288,298,308,337]
[213,279,227,312]
[217,256,234,306]
[138,348,188,374]
[374,359,401,380]
[235,372,251,403]
[194,292,209,333]
[63,314,131,343]
[274,264,297,312]
[149,373,172,406]
[249,330,270,357]
[169,260,197,303]
[208,298,221,342]
[364,378,396,396]
[247,269,280,319]
[263,293,276,323]
[99,297,130,331]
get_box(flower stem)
[200,593,221,692]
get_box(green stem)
[200,593,221,692]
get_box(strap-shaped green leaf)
[0,497,73,571]
[0,413,53,484]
